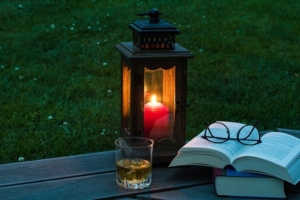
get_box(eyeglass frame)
[201,121,262,145]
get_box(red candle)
[144,95,169,140]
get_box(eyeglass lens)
[204,122,229,143]
[238,123,260,145]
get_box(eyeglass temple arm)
[203,122,213,136]
[250,121,260,135]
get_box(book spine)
[212,168,223,196]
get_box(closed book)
[213,168,286,198]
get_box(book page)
[183,121,251,164]
[235,132,300,167]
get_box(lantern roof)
[129,8,180,50]
[129,8,180,35]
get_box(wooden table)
[0,129,299,199]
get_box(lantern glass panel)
[122,64,131,134]
[144,66,175,140]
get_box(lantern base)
[152,138,183,164]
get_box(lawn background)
[1,0,299,163]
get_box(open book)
[169,121,300,185]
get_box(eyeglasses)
[201,121,261,145]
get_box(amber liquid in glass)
[116,158,152,189]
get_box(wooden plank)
[138,185,241,200]
[0,166,212,200]
[137,184,300,200]
[0,151,115,187]
[285,182,300,194]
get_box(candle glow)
[151,95,157,103]
[144,94,170,140]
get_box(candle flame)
[151,95,157,103]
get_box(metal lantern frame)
[115,9,193,163]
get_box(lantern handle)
[137,8,163,23]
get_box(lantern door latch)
[176,101,190,112]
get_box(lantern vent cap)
[137,8,163,23]
[129,8,180,50]
[129,8,180,34]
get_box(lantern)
[115,8,193,163]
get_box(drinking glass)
[115,137,154,189]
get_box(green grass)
[1,0,299,163]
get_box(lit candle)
[144,95,170,140]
